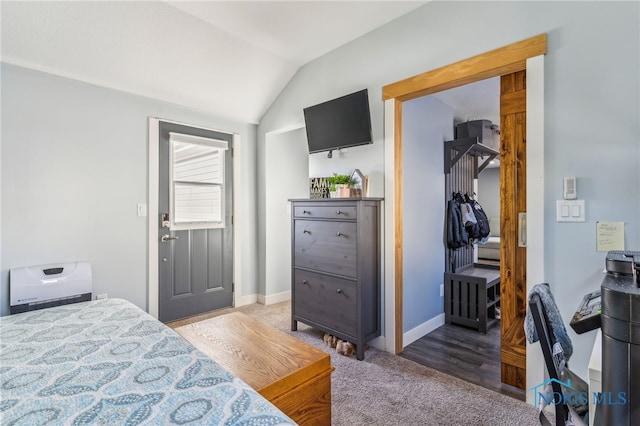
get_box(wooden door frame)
[381,34,546,394]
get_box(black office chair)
[528,285,589,426]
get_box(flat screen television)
[303,89,373,154]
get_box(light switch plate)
[556,200,585,222]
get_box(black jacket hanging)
[446,193,468,250]
[464,194,490,241]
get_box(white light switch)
[556,200,585,222]
[137,203,147,217]
[571,205,581,217]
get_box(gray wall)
[258,1,640,379]
[1,63,259,316]
[263,128,309,298]
[402,96,451,330]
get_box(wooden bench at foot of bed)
[176,312,334,425]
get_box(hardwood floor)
[166,307,234,329]
[400,322,525,400]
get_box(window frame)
[168,132,228,231]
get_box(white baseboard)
[257,291,291,305]
[235,291,290,307]
[403,313,445,348]
[368,335,386,352]
[234,293,258,307]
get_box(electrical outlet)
[96,293,108,300]
[440,284,444,297]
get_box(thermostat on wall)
[563,177,577,200]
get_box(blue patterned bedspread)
[0,298,296,425]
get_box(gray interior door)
[158,121,233,322]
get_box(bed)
[0,298,295,425]
[477,217,501,261]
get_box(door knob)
[161,234,179,242]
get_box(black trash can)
[601,273,640,425]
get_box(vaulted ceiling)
[1,1,428,124]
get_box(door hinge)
[231,282,235,292]
[231,215,234,226]
[231,148,234,158]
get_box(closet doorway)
[399,78,509,396]
[382,34,546,392]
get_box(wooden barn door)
[500,70,527,389]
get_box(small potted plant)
[328,182,337,198]
[328,173,354,198]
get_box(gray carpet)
[176,301,540,426]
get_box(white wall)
[308,143,380,184]
[1,64,260,316]
[262,127,309,301]
[258,1,640,382]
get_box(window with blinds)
[169,132,228,230]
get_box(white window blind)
[169,132,228,230]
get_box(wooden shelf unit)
[443,135,501,325]
[444,265,500,333]
[444,137,499,176]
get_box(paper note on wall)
[596,221,625,251]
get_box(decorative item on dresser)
[309,177,331,199]
[326,173,355,198]
[289,198,382,360]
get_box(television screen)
[303,89,373,154]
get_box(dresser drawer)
[294,205,357,220]
[294,220,357,277]
[293,269,357,337]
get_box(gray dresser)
[290,198,382,360]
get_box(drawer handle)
[303,210,311,215]
[336,210,344,215]
[302,280,309,285]
[336,232,343,237]
[336,289,343,294]
[303,229,311,234]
